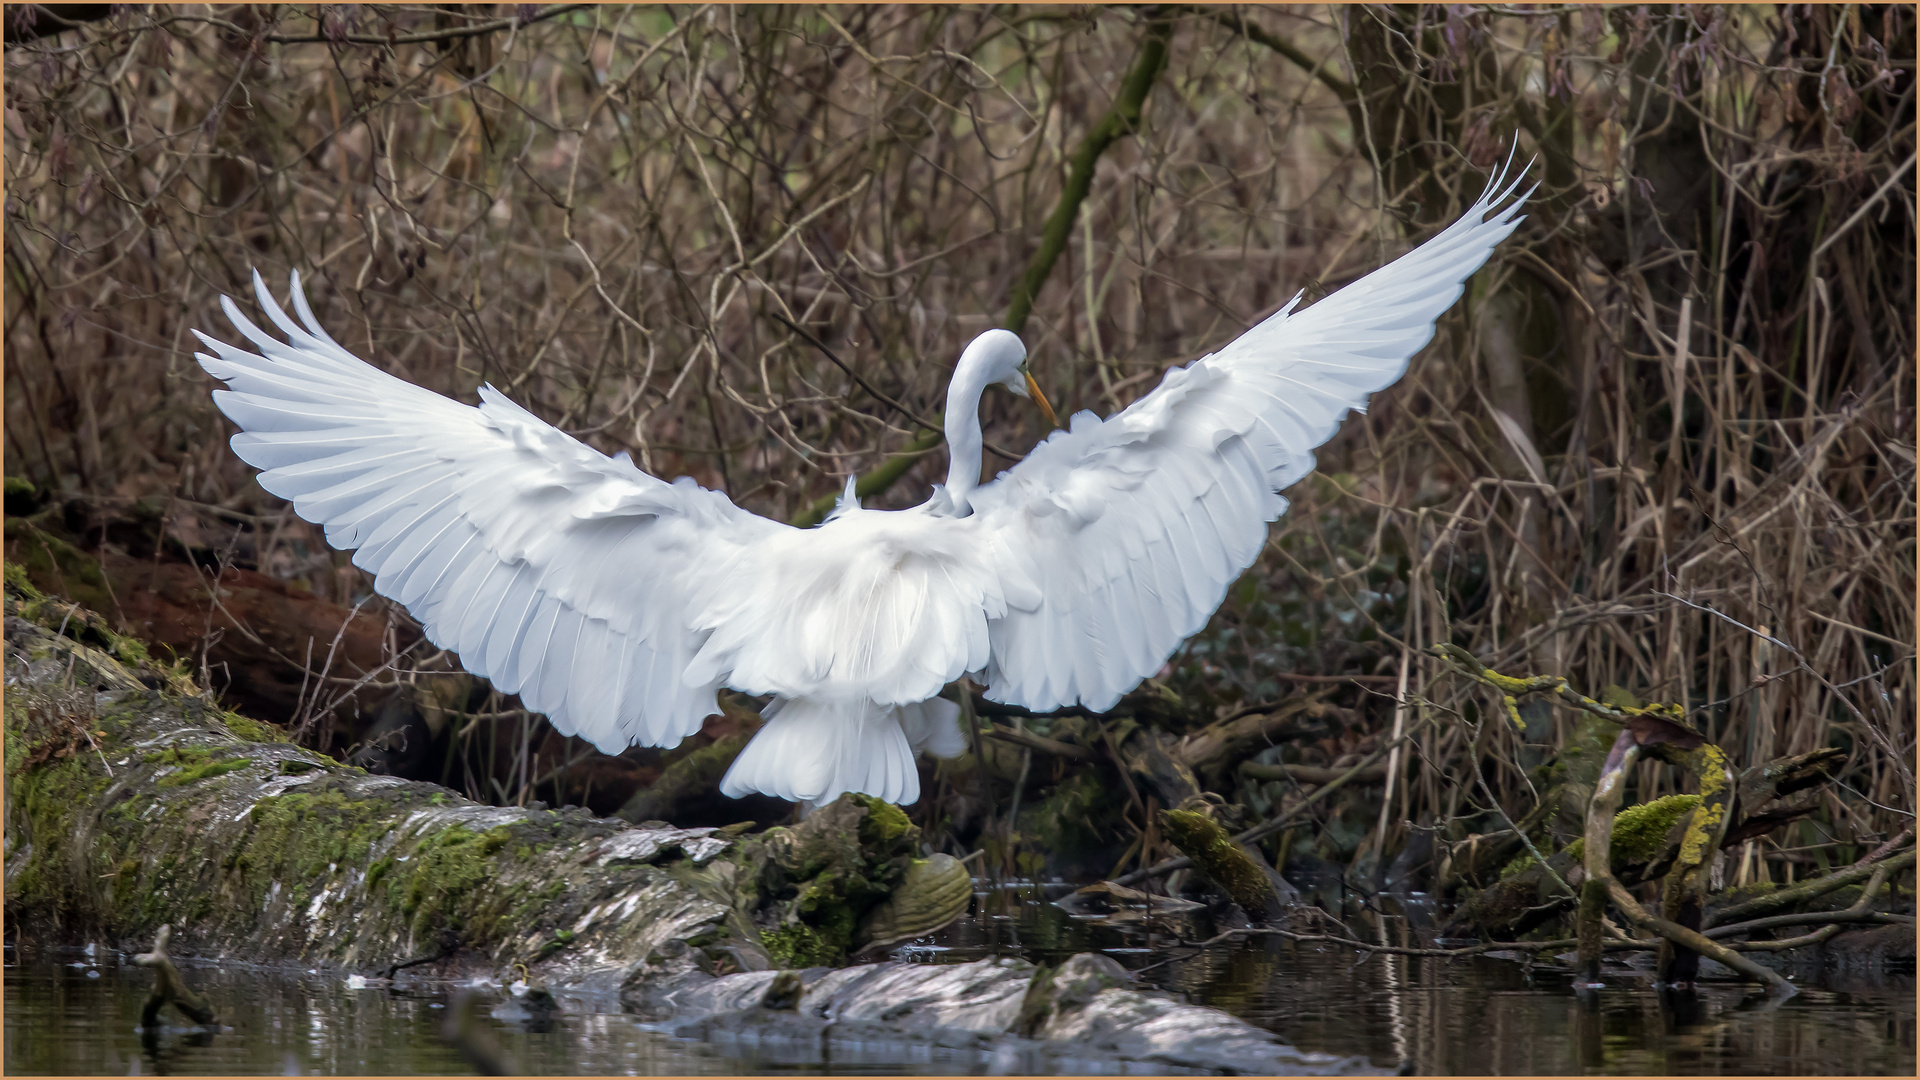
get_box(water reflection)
[6,903,1913,1077]
[3,953,749,1077]
[923,887,1916,1075]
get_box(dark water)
[6,892,1914,1075]
[928,887,1916,1076]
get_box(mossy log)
[3,593,949,986]
[3,587,1377,1074]
[1442,748,1847,941]
[1158,808,1297,918]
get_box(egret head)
[961,329,1058,427]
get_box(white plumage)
[195,162,1529,808]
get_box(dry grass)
[5,6,1912,867]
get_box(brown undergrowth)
[5,6,1911,891]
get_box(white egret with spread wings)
[194,164,1529,809]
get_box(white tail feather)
[897,697,967,758]
[721,698,922,805]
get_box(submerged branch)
[133,925,214,1028]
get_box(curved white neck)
[942,360,992,514]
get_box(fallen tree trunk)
[2,582,1379,1074]
[3,585,967,988]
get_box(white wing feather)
[195,276,1007,769]
[195,159,1525,805]
[968,165,1531,712]
[193,273,784,754]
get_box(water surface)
[6,893,1912,1075]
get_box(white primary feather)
[963,162,1532,713]
[194,161,1527,807]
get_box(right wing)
[968,162,1531,712]
[194,273,788,752]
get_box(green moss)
[14,591,155,670]
[1505,793,1703,876]
[617,733,749,821]
[146,746,216,768]
[241,787,397,911]
[4,475,41,510]
[1528,712,1618,793]
[1500,849,1545,879]
[365,856,396,891]
[4,558,43,600]
[110,634,150,666]
[1599,684,1645,710]
[223,711,288,744]
[791,877,862,952]
[509,878,571,936]
[738,795,923,968]
[7,747,115,921]
[1019,769,1122,866]
[7,529,117,634]
[1714,880,1779,908]
[4,698,28,780]
[762,922,842,969]
[1612,794,1700,863]
[160,756,252,786]
[110,857,143,911]
[855,795,913,847]
[393,825,516,941]
[1160,808,1279,914]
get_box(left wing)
[194,273,788,753]
[967,163,1531,712]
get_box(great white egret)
[194,162,1529,808]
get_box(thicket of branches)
[5,5,1912,887]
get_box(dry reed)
[4,6,1911,866]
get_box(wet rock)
[854,852,973,955]
[658,955,1387,1075]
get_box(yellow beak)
[1025,371,1060,428]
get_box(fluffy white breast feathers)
[194,159,1529,807]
